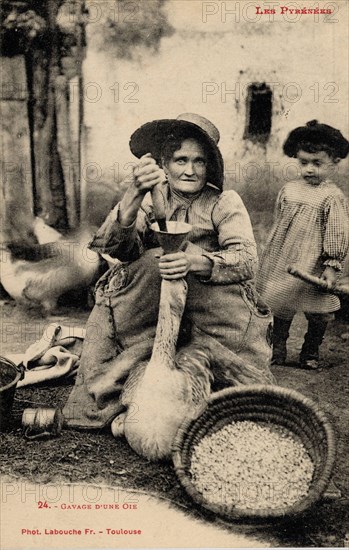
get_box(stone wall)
[81,0,348,223]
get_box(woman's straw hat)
[129,113,224,188]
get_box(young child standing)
[257,120,349,369]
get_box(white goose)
[111,277,213,461]
[0,217,100,313]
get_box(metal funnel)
[151,221,192,254]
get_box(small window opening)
[244,83,272,144]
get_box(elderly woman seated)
[64,114,274,432]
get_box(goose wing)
[174,344,213,407]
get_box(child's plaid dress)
[257,179,349,319]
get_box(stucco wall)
[81,0,348,222]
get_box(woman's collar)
[168,185,204,206]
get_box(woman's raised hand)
[133,153,165,195]
[118,154,165,226]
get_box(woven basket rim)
[172,384,336,521]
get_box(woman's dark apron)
[63,248,274,428]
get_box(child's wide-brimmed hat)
[283,120,349,159]
[129,113,224,188]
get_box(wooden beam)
[0,56,34,244]
[55,74,79,228]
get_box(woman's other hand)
[158,251,213,280]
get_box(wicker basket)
[172,385,336,522]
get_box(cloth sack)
[6,323,85,387]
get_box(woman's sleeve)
[200,190,258,284]
[322,192,349,271]
[88,181,154,262]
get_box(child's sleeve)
[274,185,287,219]
[322,193,349,271]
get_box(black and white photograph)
[0,0,348,548]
